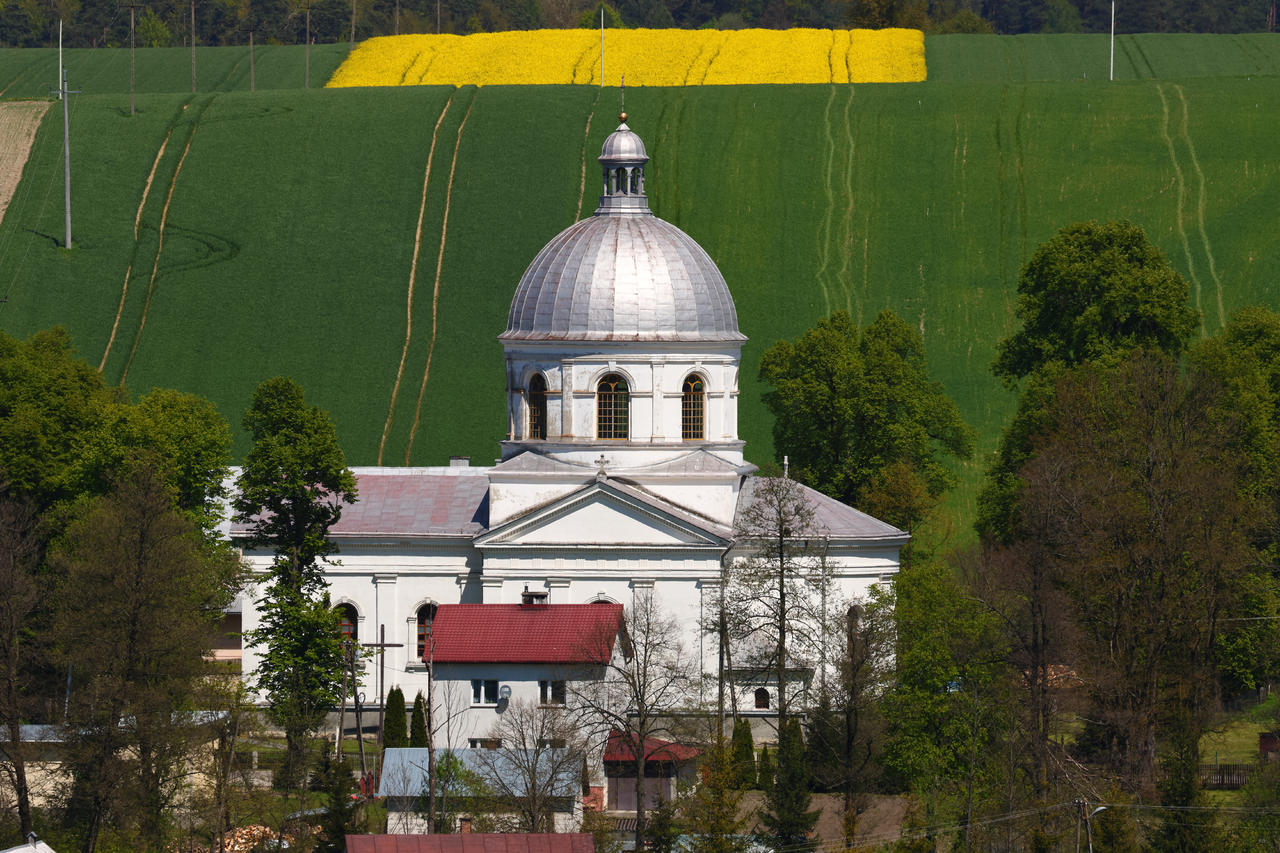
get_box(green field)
[2,35,1280,530]
[0,44,349,97]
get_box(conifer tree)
[410,691,428,748]
[384,686,407,749]
[729,719,756,789]
[759,718,818,851]
[756,746,773,790]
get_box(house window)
[596,374,629,440]
[416,603,437,659]
[754,688,771,710]
[540,680,566,705]
[468,738,501,749]
[471,679,499,705]
[335,604,358,644]
[528,374,548,440]
[682,375,705,440]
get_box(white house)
[230,114,907,730]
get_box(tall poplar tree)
[235,376,357,787]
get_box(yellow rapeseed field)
[326,28,925,88]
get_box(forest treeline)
[0,0,1273,52]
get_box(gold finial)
[619,111,627,123]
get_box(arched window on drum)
[682,375,705,441]
[597,374,630,440]
[527,374,548,440]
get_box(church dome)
[501,119,745,344]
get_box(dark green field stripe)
[105,94,217,386]
[377,88,461,465]
[403,85,479,465]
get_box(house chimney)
[521,584,548,606]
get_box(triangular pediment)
[475,480,730,549]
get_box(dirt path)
[403,91,476,465]
[120,122,201,385]
[377,92,456,465]
[99,130,174,371]
[0,101,51,230]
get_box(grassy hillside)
[2,36,1279,530]
[0,44,349,98]
[926,33,1280,81]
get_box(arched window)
[335,604,358,644]
[754,688,771,710]
[416,603,438,659]
[597,374,629,440]
[682,375,705,441]
[527,374,547,440]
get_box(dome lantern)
[597,117,649,215]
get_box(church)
[231,114,907,743]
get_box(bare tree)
[726,476,831,726]
[571,590,696,852]
[0,493,42,840]
[470,699,585,833]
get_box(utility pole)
[425,635,436,833]
[120,3,144,116]
[335,643,351,757]
[249,30,255,92]
[49,66,80,250]
[349,0,356,53]
[305,6,311,89]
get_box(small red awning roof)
[603,730,700,763]
[427,604,623,665]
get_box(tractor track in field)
[403,89,476,465]
[119,97,212,386]
[378,92,456,465]
[1156,84,1203,325]
[815,85,837,315]
[1175,84,1224,329]
[99,127,175,372]
[837,85,857,319]
[575,89,602,222]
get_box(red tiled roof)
[428,604,623,665]
[603,730,701,763]
[346,834,594,853]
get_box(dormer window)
[597,374,629,440]
[528,374,548,440]
[682,375,705,440]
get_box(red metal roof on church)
[427,604,623,664]
[346,834,595,853]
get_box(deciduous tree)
[758,309,972,533]
[53,461,240,853]
[235,376,357,787]
[571,591,695,852]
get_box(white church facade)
[231,115,907,742]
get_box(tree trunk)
[4,717,32,837]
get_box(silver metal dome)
[501,119,744,344]
[501,214,745,343]
[599,121,647,165]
